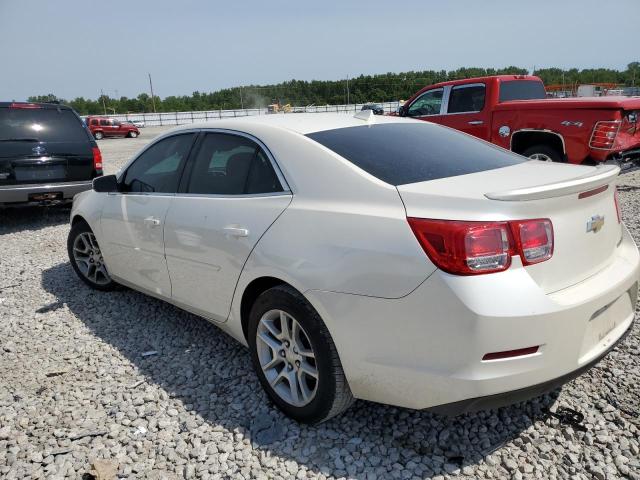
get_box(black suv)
[0,102,102,206]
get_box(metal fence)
[102,101,403,127]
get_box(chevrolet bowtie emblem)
[586,215,605,233]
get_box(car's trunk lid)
[397,162,622,293]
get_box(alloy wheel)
[72,232,111,285]
[256,309,319,407]
[529,153,553,162]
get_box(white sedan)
[68,112,639,423]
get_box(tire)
[248,285,354,424]
[67,221,116,291]
[94,131,104,140]
[128,131,138,138]
[521,144,564,163]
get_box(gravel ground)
[0,129,639,479]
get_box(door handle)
[468,120,484,125]
[144,216,161,228]
[223,226,249,237]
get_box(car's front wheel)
[128,131,138,138]
[67,221,116,291]
[248,285,354,424]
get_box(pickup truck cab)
[87,116,140,140]
[398,75,640,166]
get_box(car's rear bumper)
[306,226,640,412]
[0,180,93,205]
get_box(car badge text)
[586,215,605,233]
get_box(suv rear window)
[307,123,524,186]
[499,80,546,102]
[0,107,88,142]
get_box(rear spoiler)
[485,164,620,201]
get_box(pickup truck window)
[407,88,443,117]
[499,80,546,102]
[447,84,485,114]
[307,123,523,186]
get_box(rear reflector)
[614,189,622,223]
[482,346,539,361]
[92,146,103,171]
[407,217,553,275]
[578,184,608,199]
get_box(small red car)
[86,116,140,140]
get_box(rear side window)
[447,84,485,113]
[185,133,282,195]
[0,107,88,142]
[307,123,524,186]
[123,133,195,193]
[499,80,546,102]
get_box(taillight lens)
[589,120,620,150]
[511,219,553,265]
[92,146,103,171]
[408,217,554,275]
[614,189,622,223]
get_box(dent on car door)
[163,132,292,322]
[99,133,196,297]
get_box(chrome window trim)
[172,192,292,200]
[510,129,566,154]
[444,83,486,115]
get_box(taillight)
[9,102,42,109]
[589,120,620,150]
[511,219,553,265]
[92,146,103,171]
[408,217,553,275]
[614,189,622,223]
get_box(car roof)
[169,112,411,135]
[0,102,72,110]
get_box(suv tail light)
[408,218,554,275]
[614,189,622,223]
[92,146,103,171]
[589,121,620,150]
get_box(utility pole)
[346,75,350,105]
[148,73,157,113]
[239,86,244,110]
[100,89,107,115]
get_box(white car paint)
[71,113,639,412]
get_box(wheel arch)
[511,129,565,156]
[239,276,290,343]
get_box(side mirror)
[398,105,407,117]
[93,174,119,193]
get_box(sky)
[1,0,638,101]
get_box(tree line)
[27,63,640,115]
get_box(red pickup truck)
[397,75,640,167]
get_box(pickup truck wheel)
[94,131,104,140]
[522,145,563,163]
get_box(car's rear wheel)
[67,221,116,291]
[128,131,138,138]
[94,131,104,140]
[522,144,563,163]
[248,285,354,424]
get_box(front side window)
[122,133,195,193]
[407,88,443,117]
[186,133,282,195]
[99,119,109,126]
[447,84,486,113]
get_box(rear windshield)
[499,80,546,102]
[0,107,88,142]
[307,123,524,186]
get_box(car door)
[405,87,445,123]
[437,83,490,140]
[99,119,111,137]
[111,120,125,137]
[100,132,197,297]
[163,131,292,322]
